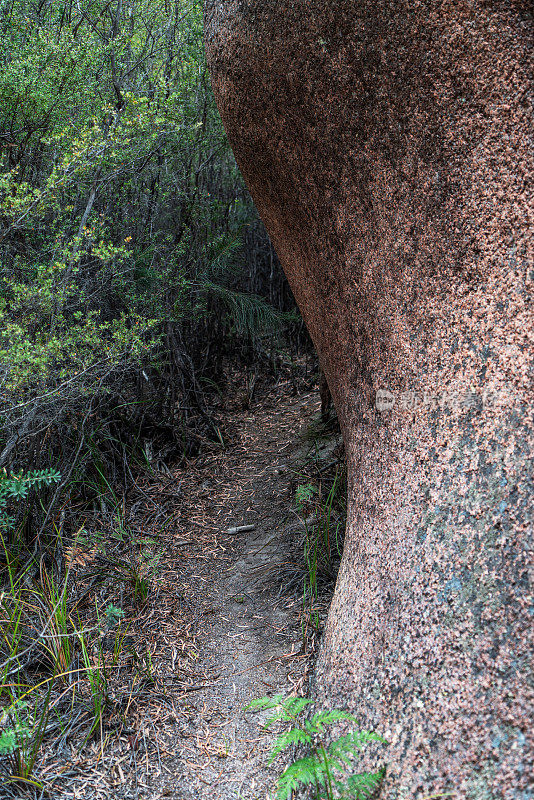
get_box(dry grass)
[1,372,343,799]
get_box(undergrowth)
[291,412,346,641]
[246,694,387,800]
[0,466,163,794]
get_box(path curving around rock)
[143,390,320,800]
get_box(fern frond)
[281,696,313,718]
[325,752,353,771]
[245,694,285,712]
[245,694,297,729]
[202,231,244,279]
[246,693,387,800]
[199,280,293,336]
[275,767,302,800]
[269,728,311,762]
[341,767,386,799]
[311,709,360,731]
[277,755,327,800]
[329,730,387,757]
[263,710,287,728]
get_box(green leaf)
[311,709,360,731]
[329,731,388,757]
[245,694,285,712]
[276,755,327,800]
[341,767,386,799]
[199,280,292,336]
[0,728,18,755]
[269,728,311,762]
[280,696,313,718]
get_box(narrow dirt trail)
[143,390,320,800]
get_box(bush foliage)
[0,0,296,545]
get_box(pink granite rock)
[204,1,533,795]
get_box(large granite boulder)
[204,2,533,796]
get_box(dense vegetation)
[0,0,299,545]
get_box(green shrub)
[246,694,387,800]
[0,0,293,553]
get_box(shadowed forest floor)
[57,388,335,800]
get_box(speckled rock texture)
[203,2,533,797]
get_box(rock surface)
[204,2,533,796]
